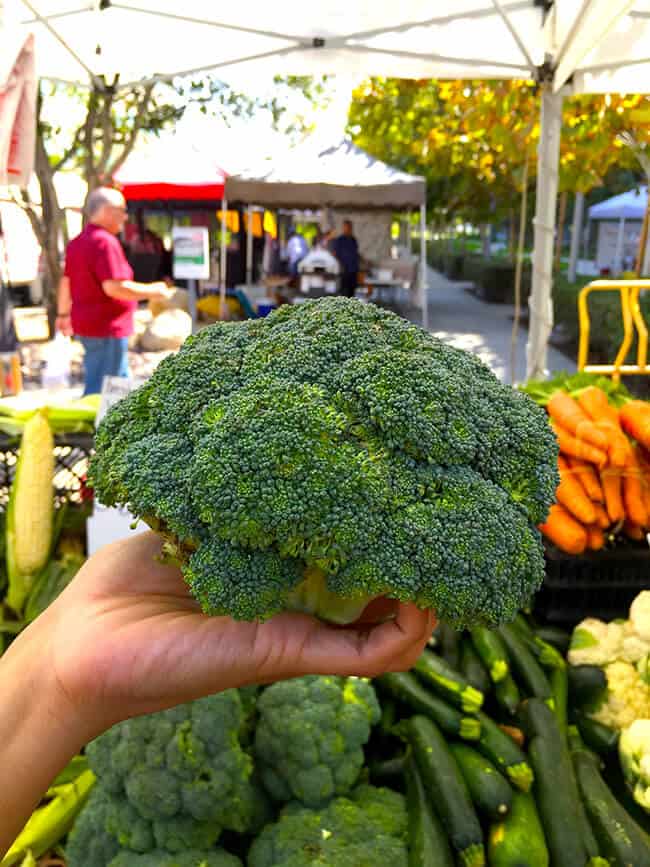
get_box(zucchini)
[475,711,534,792]
[571,733,650,866]
[414,650,484,714]
[405,757,455,867]
[470,626,510,683]
[369,754,408,785]
[534,625,570,655]
[449,742,513,821]
[408,716,485,867]
[488,791,549,867]
[377,672,481,740]
[379,697,397,735]
[550,665,568,737]
[439,621,461,670]
[498,624,552,700]
[460,637,492,694]
[494,674,521,716]
[522,701,589,867]
[568,665,608,711]
[575,713,619,755]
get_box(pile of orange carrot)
[539,385,650,555]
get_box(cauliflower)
[568,618,626,667]
[619,719,650,813]
[591,662,650,730]
[630,591,650,642]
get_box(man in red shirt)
[57,187,172,394]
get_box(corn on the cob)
[0,768,95,867]
[6,409,54,614]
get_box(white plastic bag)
[41,331,72,390]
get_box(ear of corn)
[6,409,54,615]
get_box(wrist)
[56,312,71,318]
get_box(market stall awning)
[225,139,425,210]
[114,138,226,202]
[588,188,649,221]
[0,31,36,187]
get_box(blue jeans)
[79,336,129,395]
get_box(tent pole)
[614,216,626,273]
[568,191,585,283]
[419,203,428,330]
[246,204,253,289]
[526,84,563,381]
[220,199,228,319]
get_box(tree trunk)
[636,186,650,275]
[568,191,585,283]
[554,190,568,274]
[481,223,491,260]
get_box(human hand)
[35,532,435,743]
[55,315,73,337]
[149,282,175,301]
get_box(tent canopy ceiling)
[6,1,650,94]
[224,139,426,209]
[588,187,648,221]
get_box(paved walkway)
[419,268,575,384]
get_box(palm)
[45,532,435,735]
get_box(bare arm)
[102,279,172,302]
[55,277,73,336]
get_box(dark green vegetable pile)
[89,297,558,628]
[66,617,650,867]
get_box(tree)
[11,74,329,309]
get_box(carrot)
[539,503,588,555]
[556,456,597,525]
[623,448,649,528]
[592,502,611,529]
[586,525,605,551]
[547,391,609,450]
[600,467,625,524]
[624,521,646,542]
[594,419,631,468]
[577,385,620,425]
[620,400,650,449]
[635,447,650,516]
[550,420,608,469]
[567,457,604,503]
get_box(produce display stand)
[537,543,650,626]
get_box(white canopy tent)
[3,1,650,377]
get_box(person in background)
[56,188,173,395]
[332,219,359,297]
[286,226,309,276]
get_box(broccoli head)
[90,297,557,628]
[66,787,121,867]
[254,675,380,807]
[108,850,243,867]
[76,690,266,858]
[247,784,409,867]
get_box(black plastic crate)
[534,543,650,626]
[0,432,94,511]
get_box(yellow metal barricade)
[578,279,650,381]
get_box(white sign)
[172,226,210,280]
[88,375,148,554]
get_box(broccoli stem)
[287,566,378,625]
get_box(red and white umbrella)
[0,31,36,187]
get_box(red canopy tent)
[114,139,227,202]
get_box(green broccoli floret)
[247,784,409,867]
[90,296,557,628]
[71,690,267,861]
[66,788,121,867]
[254,675,380,807]
[108,849,243,866]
